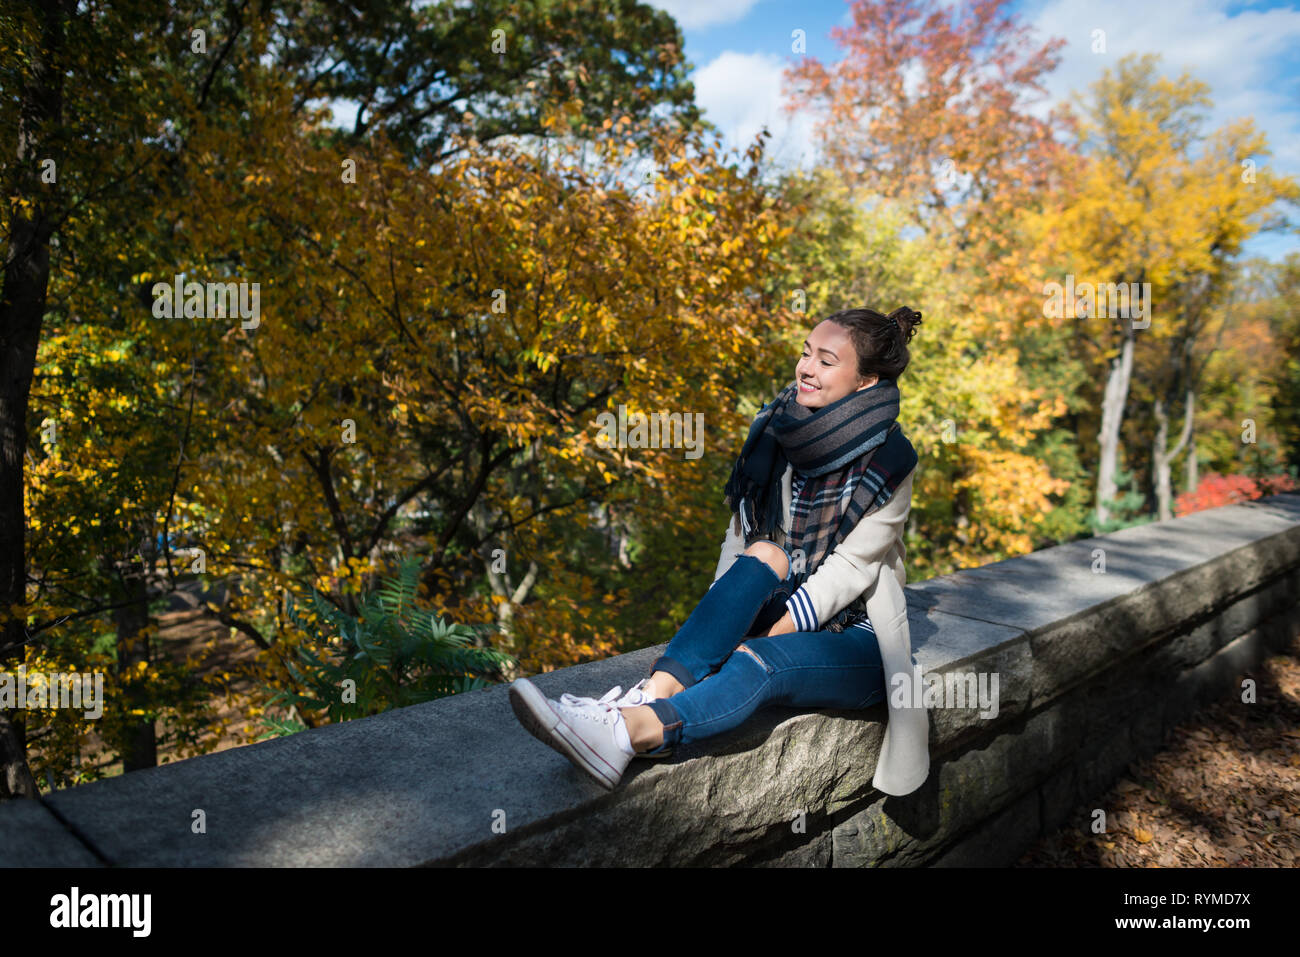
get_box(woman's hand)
[763,610,798,637]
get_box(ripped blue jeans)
[645,538,886,753]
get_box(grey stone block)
[930,788,1039,867]
[831,796,891,867]
[754,827,833,867]
[1038,761,1081,836]
[441,704,890,867]
[0,798,102,867]
[921,635,1034,747]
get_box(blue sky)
[643,0,1300,262]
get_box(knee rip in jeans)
[736,643,767,669]
[743,541,789,582]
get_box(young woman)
[510,306,930,797]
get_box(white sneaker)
[559,679,672,759]
[509,678,634,790]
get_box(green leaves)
[260,556,514,733]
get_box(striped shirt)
[788,471,875,635]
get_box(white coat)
[711,464,929,796]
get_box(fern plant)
[258,556,514,735]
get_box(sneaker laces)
[561,679,657,710]
[556,687,622,725]
[622,678,656,705]
[558,686,623,712]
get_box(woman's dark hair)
[822,306,922,381]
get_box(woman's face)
[795,320,879,409]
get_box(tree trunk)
[1153,387,1195,522]
[1096,324,1136,526]
[1185,433,1199,495]
[0,0,69,801]
[1152,398,1168,519]
[114,550,157,772]
[593,501,632,567]
[469,501,534,682]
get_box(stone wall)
[3,493,1298,867]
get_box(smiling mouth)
[799,381,819,392]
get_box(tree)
[782,0,1075,279]
[1033,53,1300,524]
[266,0,708,167]
[0,0,70,798]
[1,0,708,796]
[1264,255,1300,474]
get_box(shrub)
[257,556,514,736]
[1174,470,1299,516]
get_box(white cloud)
[647,0,764,31]
[1024,0,1300,114]
[692,50,823,170]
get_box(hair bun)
[887,306,922,341]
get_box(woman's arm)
[761,610,797,636]
[710,511,746,588]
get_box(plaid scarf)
[722,376,917,631]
